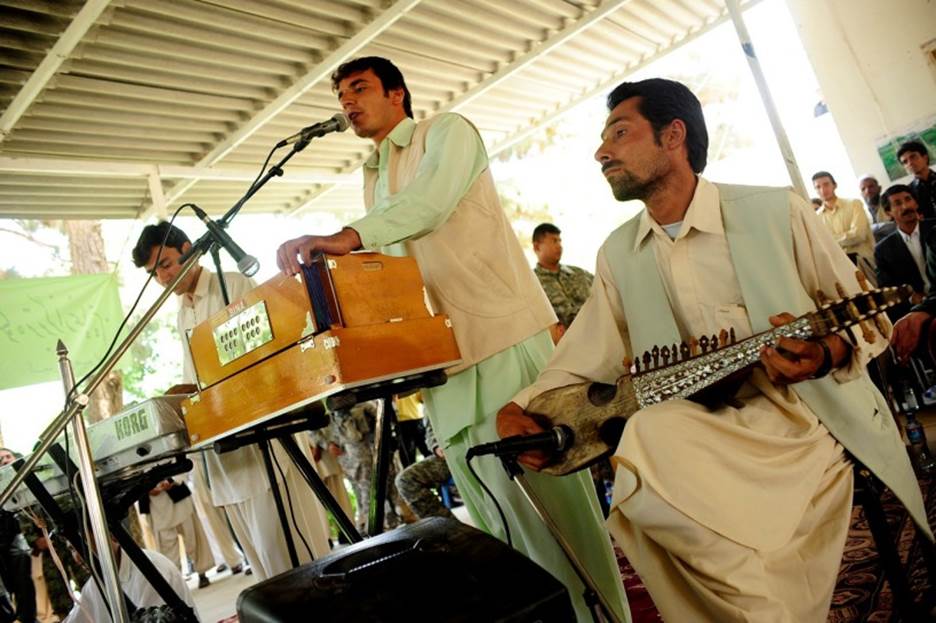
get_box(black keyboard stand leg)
[278,435,363,544]
[368,396,396,536]
[259,439,299,568]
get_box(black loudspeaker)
[237,517,576,622]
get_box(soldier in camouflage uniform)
[531,225,614,515]
[395,421,454,520]
[316,400,404,534]
[532,223,594,335]
[22,517,90,620]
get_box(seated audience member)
[859,174,885,223]
[898,140,936,219]
[813,170,875,266]
[860,174,897,242]
[874,184,934,319]
[63,544,197,623]
[532,223,594,342]
[395,422,454,520]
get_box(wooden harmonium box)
[182,252,461,447]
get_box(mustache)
[601,160,625,174]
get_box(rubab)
[527,273,909,476]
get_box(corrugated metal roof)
[0,0,754,220]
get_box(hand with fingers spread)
[276,228,362,275]
[495,402,550,470]
[759,312,848,384]
[892,311,932,363]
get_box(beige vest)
[363,115,556,373]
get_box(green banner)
[0,274,123,390]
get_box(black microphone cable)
[465,453,513,549]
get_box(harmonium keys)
[182,252,461,447]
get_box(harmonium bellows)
[182,252,461,447]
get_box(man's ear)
[181,241,192,253]
[389,87,405,108]
[664,119,687,151]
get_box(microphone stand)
[180,134,314,271]
[499,456,623,623]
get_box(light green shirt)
[349,114,489,249]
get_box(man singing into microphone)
[132,222,331,580]
[276,56,628,621]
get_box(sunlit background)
[0,0,884,451]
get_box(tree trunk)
[63,220,124,423]
[62,220,149,546]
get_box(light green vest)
[603,183,930,537]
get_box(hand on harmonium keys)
[276,228,363,276]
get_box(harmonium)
[182,252,461,447]
[0,395,188,511]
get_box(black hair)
[532,223,561,243]
[132,221,190,268]
[606,78,708,173]
[811,171,836,185]
[331,56,413,118]
[881,184,916,210]
[897,140,930,163]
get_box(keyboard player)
[132,223,331,581]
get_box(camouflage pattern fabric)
[395,455,453,520]
[534,264,594,328]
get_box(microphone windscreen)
[333,112,350,132]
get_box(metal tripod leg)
[368,398,396,536]
[259,439,299,568]
[510,468,623,623]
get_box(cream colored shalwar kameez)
[514,179,887,622]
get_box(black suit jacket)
[876,219,936,319]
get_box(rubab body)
[528,274,909,476]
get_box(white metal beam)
[487,0,762,159]
[0,156,358,185]
[287,184,342,217]
[441,0,633,115]
[0,0,114,143]
[146,167,167,220]
[165,0,424,206]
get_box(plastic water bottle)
[905,411,936,475]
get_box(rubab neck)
[631,316,814,408]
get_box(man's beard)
[606,170,662,202]
[864,193,880,207]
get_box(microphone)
[466,426,574,459]
[190,206,259,277]
[276,113,350,148]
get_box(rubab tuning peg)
[689,336,699,356]
[719,329,729,348]
[642,350,652,372]
[699,335,710,353]
[672,343,680,363]
[710,333,719,349]
[680,341,691,361]
[856,271,890,336]
[623,356,634,374]
[651,345,660,368]
[729,327,736,344]
[661,345,671,366]
[835,281,875,344]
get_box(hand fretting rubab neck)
[527,278,909,477]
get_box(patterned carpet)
[616,477,936,622]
